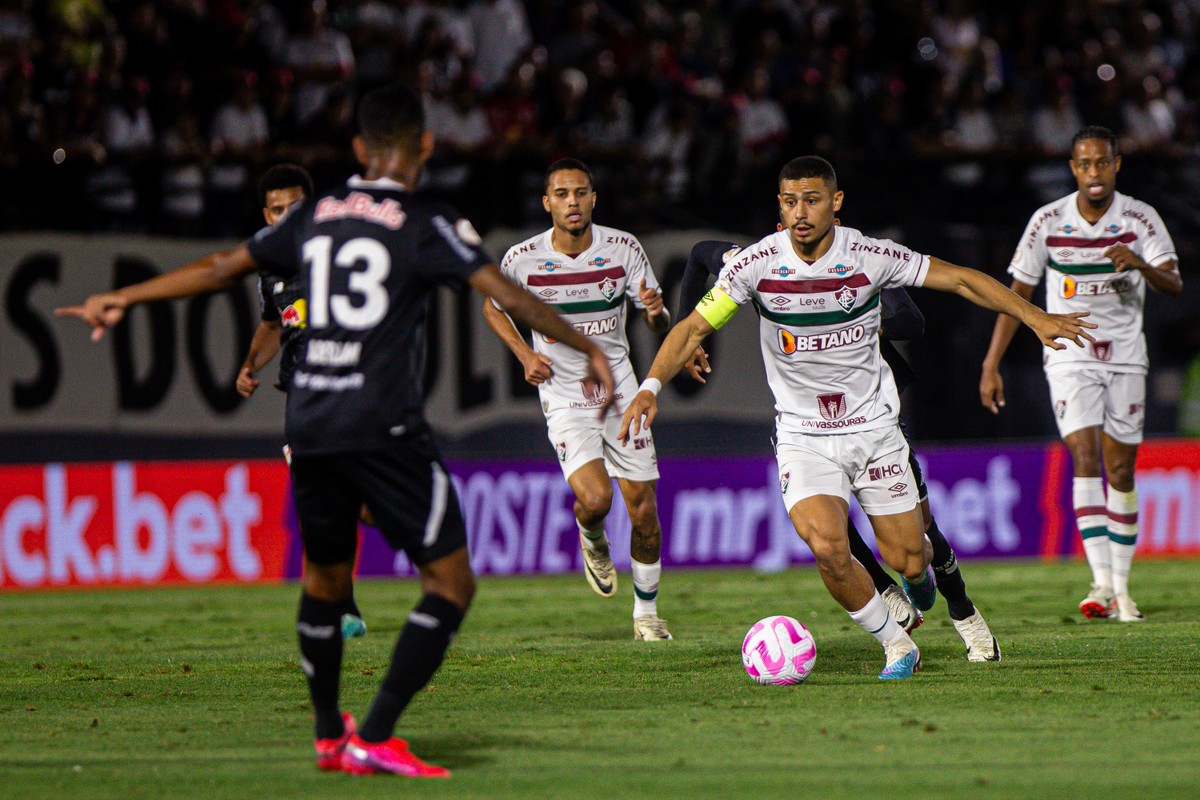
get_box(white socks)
[1074,477,1112,589]
[1107,485,1138,595]
[579,522,606,552]
[631,559,660,617]
[848,590,904,645]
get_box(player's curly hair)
[778,156,837,190]
[1071,125,1119,156]
[257,164,313,208]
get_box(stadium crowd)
[1,0,1199,238]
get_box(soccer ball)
[741,615,816,685]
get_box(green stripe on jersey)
[548,296,626,314]
[759,293,880,326]
[1048,260,1116,276]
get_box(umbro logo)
[539,288,556,298]
[888,483,909,497]
[771,296,789,306]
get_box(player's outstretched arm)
[238,320,282,398]
[978,278,1036,414]
[481,298,554,386]
[56,244,259,341]
[619,310,715,444]
[470,264,614,407]
[924,257,1096,347]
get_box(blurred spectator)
[209,71,269,234]
[468,0,532,93]
[90,78,155,229]
[336,0,409,91]
[1122,75,1175,152]
[284,0,355,126]
[734,65,787,170]
[159,109,208,235]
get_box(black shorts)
[897,416,928,502]
[289,424,468,567]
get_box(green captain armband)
[696,285,739,330]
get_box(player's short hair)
[544,158,594,191]
[778,156,837,190]
[257,164,313,207]
[357,84,425,150]
[1071,126,1119,157]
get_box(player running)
[621,156,1094,679]
[679,238,999,661]
[483,158,673,641]
[59,85,615,777]
[980,126,1181,622]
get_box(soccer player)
[234,163,368,641]
[58,85,616,776]
[620,156,1094,679]
[482,158,673,641]
[679,239,1000,661]
[980,126,1181,622]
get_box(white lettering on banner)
[0,462,263,587]
[923,457,1021,553]
[1138,468,1200,551]
[670,465,812,571]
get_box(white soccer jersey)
[498,224,659,413]
[716,227,930,435]
[1009,191,1177,375]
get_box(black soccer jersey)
[256,267,307,391]
[246,176,493,454]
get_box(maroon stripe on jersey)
[1074,505,1107,517]
[1107,511,1138,524]
[756,273,872,294]
[1044,232,1136,249]
[527,266,627,286]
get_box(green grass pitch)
[2,559,1198,800]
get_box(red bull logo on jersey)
[314,192,406,229]
[280,298,307,328]
[1091,340,1114,362]
[835,286,857,313]
[817,393,847,421]
[598,276,618,300]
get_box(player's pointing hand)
[685,346,711,383]
[1032,310,1097,351]
[639,278,664,317]
[56,292,130,341]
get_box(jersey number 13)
[303,235,391,330]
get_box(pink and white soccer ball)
[741,615,817,685]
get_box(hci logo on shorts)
[817,392,847,421]
[869,463,904,482]
[555,441,567,462]
[1091,340,1113,362]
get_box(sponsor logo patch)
[598,276,617,300]
[779,471,790,494]
[770,296,790,307]
[538,288,557,298]
[580,378,606,402]
[280,299,307,328]
[555,441,567,462]
[1091,340,1113,362]
[771,265,796,277]
[827,263,853,275]
[1129,402,1145,416]
[888,482,909,498]
[538,260,560,272]
[779,329,797,354]
[1054,399,1068,419]
[869,463,904,481]
[817,392,847,421]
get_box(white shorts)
[775,424,919,516]
[1046,369,1145,444]
[546,408,659,483]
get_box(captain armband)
[695,284,740,330]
